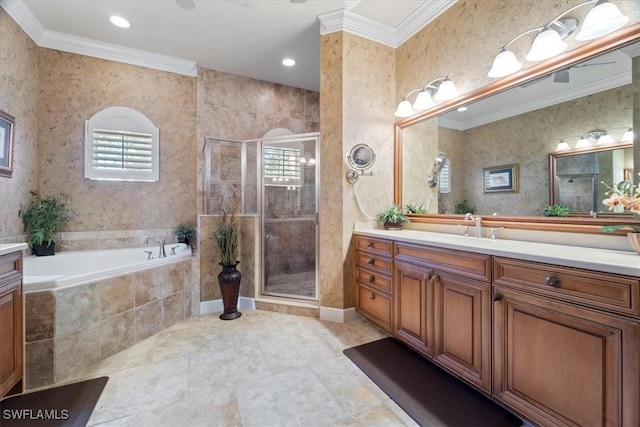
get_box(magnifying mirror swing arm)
[346,144,376,184]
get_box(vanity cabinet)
[393,243,492,391]
[0,251,23,397]
[354,236,393,332]
[492,257,640,427]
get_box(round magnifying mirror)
[347,143,376,171]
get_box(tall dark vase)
[218,261,242,320]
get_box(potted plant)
[214,210,242,320]
[405,203,427,214]
[543,204,571,217]
[174,223,194,246]
[377,204,409,230]
[19,192,74,256]
[454,200,476,215]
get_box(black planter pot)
[218,261,242,320]
[33,242,55,256]
[384,222,404,230]
[178,236,190,246]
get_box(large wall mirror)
[395,25,640,233]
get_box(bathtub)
[23,243,192,292]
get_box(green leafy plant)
[405,203,427,214]
[174,223,194,240]
[543,204,571,217]
[377,204,409,225]
[454,200,475,215]
[214,210,239,266]
[18,192,74,248]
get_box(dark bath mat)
[344,338,522,427]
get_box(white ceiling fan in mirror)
[488,0,629,78]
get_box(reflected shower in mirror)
[550,144,633,214]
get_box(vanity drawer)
[394,243,491,282]
[356,282,392,332]
[0,252,22,286]
[355,251,392,275]
[494,257,640,317]
[355,266,391,292]
[355,236,392,257]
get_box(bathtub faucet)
[144,236,166,258]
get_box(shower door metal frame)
[259,132,320,301]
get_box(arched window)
[84,107,159,182]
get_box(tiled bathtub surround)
[54,228,185,252]
[24,259,192,389]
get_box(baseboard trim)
[200,297,255,315]
[319,306,360,323]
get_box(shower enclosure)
[203,133,319,301]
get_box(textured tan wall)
[0,9,38,241]
[37,49,197,231]
[320,32,395,309]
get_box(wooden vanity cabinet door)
[393,260,435,357]
[0,278,22,398]
[492,285,639,427]
[433,272,491,392]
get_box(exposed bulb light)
[282,58,296,67]
[109,15,130,28]
[488,48,523,78]
[394,98,414,118]
[555,140,571,151]
[621,128,633,142]
[575,0,629,41]
[525,27,568,62]
[434,77,459,101]
[457,106,468,112]
[412,90,435,111]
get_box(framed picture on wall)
[483,164,519,193]
[0,110,15,178]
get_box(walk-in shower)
[203,133,319,301]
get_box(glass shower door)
[261,134,318,300]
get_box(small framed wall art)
[483,164,519,193]
[0,110,15,178]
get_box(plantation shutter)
[92,129,153,171]
[264,146,301,186]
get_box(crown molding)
[2,0,197,77]
[1,0,45,43]
[318,0,456,48]
[39,30,197,76]
[395,0,457,46]
[439,71,631,131]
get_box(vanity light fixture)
[596,132,615,145]
[621,128,633,142]
[487,0,628,78]
[109,15,130,29]
[394,76,459,118]
[555,139,571,151]
[574,135,593,148]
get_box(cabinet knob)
[368,275,375,283]
[367,258,375,265]
[545,275,562,288]
[369,292,376,300]
[424,269,435,281]
[428,274,440,285]
[367,241,374,247]
[492,294,502,302]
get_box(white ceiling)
[3,0,456,92]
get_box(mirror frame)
[394,23,640,235]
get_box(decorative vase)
[217,261,242,320]
[33,243,55,256]
[178,236,190,246]
[627,233,640,255]
[384,222,403,230]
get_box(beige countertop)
[354,229,640,278]
[0,243,28,257]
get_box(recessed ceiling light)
[109,15,131,29]
[282,58,296,67]
[457,106,468,112]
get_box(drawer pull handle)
[368,275,375,283]
[545,275,562,288]
[492,294,502,302]
[367,241,374,247]
[369,292,376,300]
[367,258,375,265]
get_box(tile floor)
[63,310,419,426]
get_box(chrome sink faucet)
[144,236,166,258]
[465,213,482,238]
